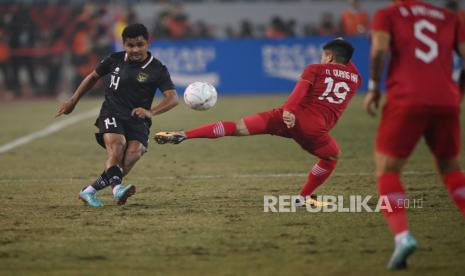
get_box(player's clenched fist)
[282,110,295,128]
[131,107,152,119]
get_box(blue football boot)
[114,184,136,205]
[79,190,104,207]
[387,233,417,270]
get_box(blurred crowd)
[0,0,464,100]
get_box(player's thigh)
[294,134,340,160]
[124,119,150,149]
[103,133,127,157]
[424,107,460,161]
[375,104,427,159]
[95,115,126,148]
[242,108,290,137]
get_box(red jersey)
[283,62,361,128]
[372,0,465,107]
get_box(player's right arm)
[364,8,390,117]
[56,71,101,117]
[56,54,113,117]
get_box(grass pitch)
[0,95,464,275]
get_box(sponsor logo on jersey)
[136,72,149,82]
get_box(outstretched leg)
[154,110,275,144]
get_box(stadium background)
[1,0,465,275]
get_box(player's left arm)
[282,80,312,128]
[283,66,316,128]
[364,30,390,117]
[131,89,179,119]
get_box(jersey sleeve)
[300,65,318,85]
[372,8,391,33]
[157,65,176,93]
[95,55,113,77]
[283,65,317,112]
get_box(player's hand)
[131,107,152,119]
[56,98,77,117]
[283,110,296,128]
[363,91,381,117]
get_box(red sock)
[443,171,465,218]
[378,173,409,235]
[299,159,337,197]
[185,121,236,139]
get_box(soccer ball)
[183,81,217,111]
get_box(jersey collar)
[124,52,154,69]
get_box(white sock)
[83,186,97,193]
[112,184,122,196]
[395,230,410,244]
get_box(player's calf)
[443,170,465,218]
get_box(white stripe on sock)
[311,165,328,176]
[453,186,465,199]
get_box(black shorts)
[95,114,151,149]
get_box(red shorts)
[376,104,461,159]
[243,107,340,159]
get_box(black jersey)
[95,51,175,121]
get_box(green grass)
[0,95,464,275]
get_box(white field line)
[0,171,438,183]
[0,108,100,154]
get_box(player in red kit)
[364,0,465,270]
[155,39,361,206]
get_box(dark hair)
[322,38,354,65]
[122,23,149,41]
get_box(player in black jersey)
[56,24,178,207]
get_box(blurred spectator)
[445,0,465,24]
[44,28,66,97]
[302,23,319,36]
[318,12,339,36]
[265,16,289,39]
[238,20,254,38]
[192,20,214,39]
[0,25,13,100]
[152,4,192,39]
[340,0,370,35]
[8,4,39,98]
[152,10,171,39]
[71,21,97,90]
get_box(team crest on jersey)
[136,72,149,82]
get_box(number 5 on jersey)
[319,77,350,104]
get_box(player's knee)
[106,142,126,160]
[375,153,405,177]
[234,120,250,136]
[126,147,145,160]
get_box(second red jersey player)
[364,0,465,270]
[154,39,361,206]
